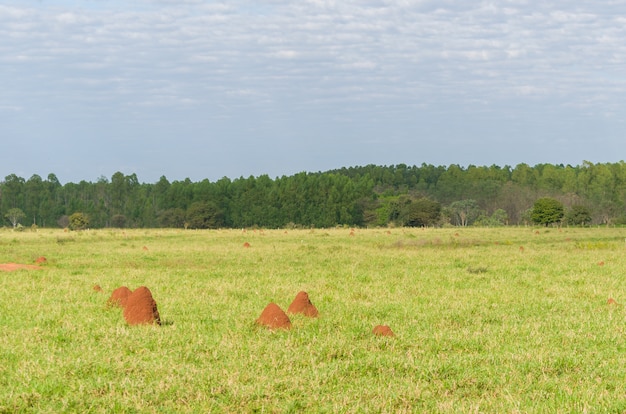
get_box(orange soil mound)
[372,325,395,337]
[243,242,251,248]
[0,263,43,272]
[608,298,618,305]
[123,286,161,326]
[93,284,103,292]
[34,256,47,264]
[256,303,291,330]
[107,286,133,308]
[287,291,319,317]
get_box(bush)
[186,202,224,229]
[565,205,592,226]
[158,208,186,228]
[69,212,89,230]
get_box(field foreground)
[2,227,626,412]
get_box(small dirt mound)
[34,256,47,264]
[372,325,395,337]
[243,242,251,248]
[0,263,43,272]
[93,284,103,292]
[256,303,291,330]
[608,298,618,305]
[107,286,133,308]
[287,291,319,317]
[123,286,161,326]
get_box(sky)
[1,0,625,184]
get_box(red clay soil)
[287,291,319,317]
[93,284,103,292]
[123,286,161,326]
[608,298,618,305]
[34,256,47,264]
[372,325,395,337]
[256,303,291,330]
[107,286,133,308]
[243,242,251,248]
[0,263,43,271]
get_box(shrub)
[69,212,89,230]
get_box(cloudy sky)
[1,0,625,184]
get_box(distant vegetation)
[2,161,626,229]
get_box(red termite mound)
[107,286,133,308]
[123,286,161,326]
[287,291,319,317]
[256,303,291,330]
[372,325,395,337]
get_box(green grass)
[2,227,626,412]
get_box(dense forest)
[2,161,626,229]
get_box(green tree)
[565,205,592,226]
[43,174,64,227]
[69,212,89,230]
[158,208,186,228]
[405,198,441,227]
[386,195,412,225]
[1,174,25,211]
[5,207,26,228]
[24,174,44,226]
[531,197,564,226]
[491,208,508,226]
[474,209,508,227]
[186,202,224,229]
[448,199,481,227]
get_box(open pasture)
[2,227,626,412]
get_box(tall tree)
[24,174,44,226]
[2,174,25,211]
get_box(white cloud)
[2,0,626,182]
[273,50,299,59]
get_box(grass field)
[2,226,626,413]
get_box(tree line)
[2,161,626,229]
